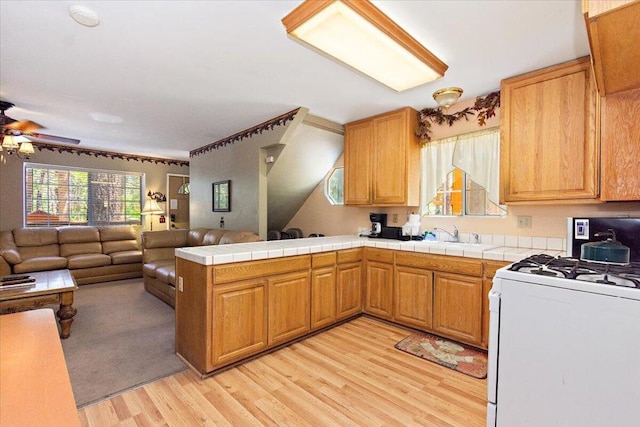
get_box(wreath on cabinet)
[416,91,500,145]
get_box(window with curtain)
[420,128,505,216]
[24,163,143,227]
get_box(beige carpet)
[60,279,186,408]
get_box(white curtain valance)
[420,128,500,214]
[420,136,457,214]
[452,128,501,206]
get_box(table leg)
[57,291,77,339]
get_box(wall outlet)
[517,215,532,228]
[392,214,398,223]
[178,277,184,292]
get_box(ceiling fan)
[0,100,81,146]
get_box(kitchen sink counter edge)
[175,235,564,266]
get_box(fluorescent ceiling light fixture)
[282,0,448,92]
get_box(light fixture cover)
[18,141,35,155]
[433,87,463,108]
[177,182,190,195]
[2,135,19,150]
[141,199,164,215]
[282,0,448,92]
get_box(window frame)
[427,168,506,217]
[324,166,344,206]
[23,163,144,228]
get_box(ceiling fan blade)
[25,133,81,145]
[0,114,16,127]
[4,120,44,133]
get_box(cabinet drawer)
[312,252,336,268]
[396,252,483,277]
[337,248,363,264]
[484,261,509,279]
[213,255,311,284]
[365,247,394,264]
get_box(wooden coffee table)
[0,269,78,338]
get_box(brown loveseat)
[141,228,262,307]
[0,226,142,285]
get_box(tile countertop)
[175,235,566,266]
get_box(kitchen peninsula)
[174,236,564,376]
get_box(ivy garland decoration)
[415,91,501,144]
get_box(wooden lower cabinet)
[481,261,509,349]
[365,260,394,319]
[433,272,483,347]
[268,271,310,346]
[212,279,267,367]
[336,262,362,320]
[393,265,433,330]
[311,266,336,329]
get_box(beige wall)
[0,150,188,231]
[287,99,640,239]
[188,116,302,237]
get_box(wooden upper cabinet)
[600,88,640,200]
[344,120,373,205]
[583,0,640,95]
[344,107,420,206]
[500,57,599,203]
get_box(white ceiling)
[0,0,590,161]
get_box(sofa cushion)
[155,265,176,285]
[219,230,262,245]
[202,229,226,245]
[142,260,174,278]
[99,226,137,242]
[18,244,60,260]
[60,242,103,258]
[102,240,139,254]
[13,228,58,247]
[13,257,68,274]
[142,229,188,249]
[1,249,21,265]
[58,226,100,244]
[186,228,212,246]
[67,254,112,269]
[110,250,143,265]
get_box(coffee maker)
[369,213,387,236]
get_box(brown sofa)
[0,226,142,285]
[141,228,262,307]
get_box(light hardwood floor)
[78,317,487,426]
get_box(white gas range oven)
[487,217,640,427]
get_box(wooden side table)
[0,269,78,338]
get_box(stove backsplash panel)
[567,217,640,262]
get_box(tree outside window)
[24,164,143,227]
[427,168,505,216]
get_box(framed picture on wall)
[212,180,231,212]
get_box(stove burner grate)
[509,254,640,289]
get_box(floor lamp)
[141,199,164,231]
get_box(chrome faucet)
[434,225,459,242]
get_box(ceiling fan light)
[2,135,19,150]
[19,141,35,155]
[433,87,463,108]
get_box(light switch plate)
[178,277,184,292]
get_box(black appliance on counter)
[369,212,387,236]
[567,217,640,262]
